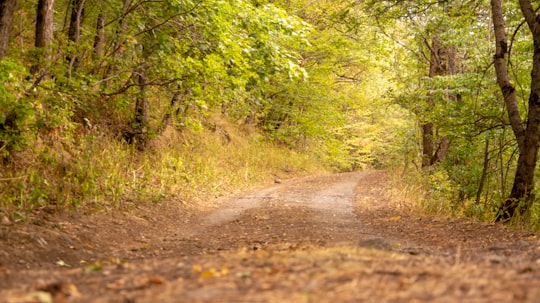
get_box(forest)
[1,0,540,227]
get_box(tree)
[422,37,453,168]
[35,0,54,49]
[0,0,18,60]
[68,0,84,43]
[267,0,411,170]
[364,0,522,211]
[32,0,55,74]
[67,0,85,71]
[491,0,540,221]
[93,12,105,57]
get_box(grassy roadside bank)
[0,116,329,222]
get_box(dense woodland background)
[1,0,540,227]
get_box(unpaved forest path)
[2,171,540,302]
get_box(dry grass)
[386,168,429,214]
[387,167,474,219]
[0,114,329,216]
[142,119,328,206]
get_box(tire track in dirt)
[171,171,370,256]
[185,171,366,234]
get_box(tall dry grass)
[0,117,329,219]
[387,167,459,217]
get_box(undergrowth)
[0,117,328,221]
[389,167,490,219]
[389,167,540,230]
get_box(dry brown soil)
[1,170,540,302]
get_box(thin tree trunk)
[67,0,85,72]
[421,122,434,167]
[68,0,84,43]
[93,12,105,57]
[476,139,490,205]
[132,67,149,150]
[431,137,450,165]
[0,0,18,60]
[156,90,182,135]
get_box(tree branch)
[518,0,538,33]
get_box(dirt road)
[1,171,540,302]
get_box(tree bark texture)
[491,0,525,148]
[68,0,84,43]
[491,0,540,221]
[93,13,105,57]
[32,0,54,74]
[67,0,85,71]
[422,122,434,167]
[35,0,54,48]
[0,0,18,60]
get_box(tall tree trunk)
[476,139,490,205]
[32,0,55,74]
[93,12,105,57]
[132,67,149,150]
[422,122,434,167]
[67,0,85,72]
[422,37,449,167]
[0,0,18,60]
[491,0,540,221]
[35,0,54,48]
[68,0,84,43]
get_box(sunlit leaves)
[249,0,413,170]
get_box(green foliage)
[367,0,531,222]
[0,59,31,157]
[249,0,413,171]
[0,0,436,220]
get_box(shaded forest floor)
[1,171,540,302]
